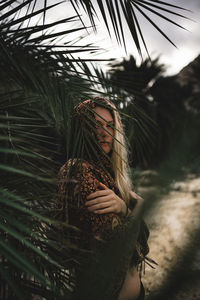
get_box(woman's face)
[93,106,114,154]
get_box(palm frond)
[70,0,191,54]
[0,187,76,299]
[0,2,105,297]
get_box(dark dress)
[56,158,151,299]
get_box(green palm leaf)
[70,0,190,53]
[0,2,102,297]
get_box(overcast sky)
[18,0,200,76]
[80,0,200,75]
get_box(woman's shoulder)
[59,158,94,177]
[65,158,94,169]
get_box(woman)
[57,97,152,300]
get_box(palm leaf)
[0,3,103,297]
[0,2,63,31]
[70,0,191,54]
[0,266,28,300]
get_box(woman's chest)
[92,166,119,195]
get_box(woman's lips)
[100,141,109,145]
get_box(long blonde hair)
[108,101,133,204]
[74,97,133,204]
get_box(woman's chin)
[102,144,111,154]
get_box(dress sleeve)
[57,159,121,247]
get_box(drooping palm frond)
[70,0,191,54]
[0,1,110,298]
[0,187,76,299]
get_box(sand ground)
[138,174,200,299]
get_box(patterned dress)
[56,158,151,299]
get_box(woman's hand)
[85,182,127,216]
[129,191,144,217]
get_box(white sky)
[14,0,200,76]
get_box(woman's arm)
[85,187,144,218]
[85,182,128,217]
[128,191,144,217]
[57,160,122,240]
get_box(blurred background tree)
[107,54,200,171]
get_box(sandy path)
[138,175,200,299]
